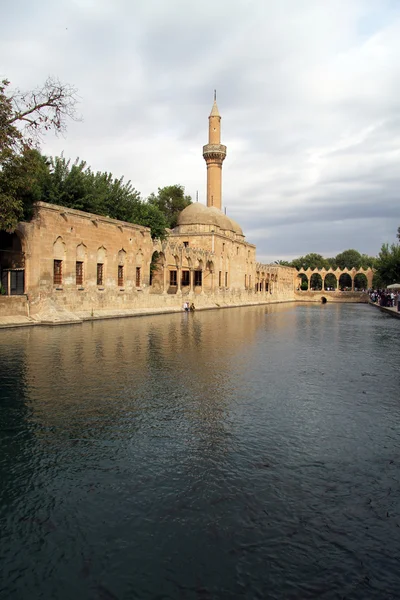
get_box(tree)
[334,249,362,269]
[291,253,329,270]
[374,243,400,286]
[0,77,79,230]
[148,184,192,228]
[40,155,168,239]
[0,148,49,230]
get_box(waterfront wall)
[0,202,298,324]
[295,291,369,303]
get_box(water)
[0,303,399,600]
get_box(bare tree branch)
[2,76,81,151]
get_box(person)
[190,302,195,312]
[182,301,189,312]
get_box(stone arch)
[97,246,107,263]
[76,243,87,286]
[150,250,165,291]
[53,237,66,286]
[118,249,126,265]
[76,242,87,261]
[354,272,368,291]
[324,272,337,291]
[136,249,143,265]
[310,272,323,290]
[339,273,352,290]
[297,273,308,290]
[96,246,107,286]
[54,236,66,260]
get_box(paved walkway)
[369,301,400,319]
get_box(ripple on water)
[0,304,400,599]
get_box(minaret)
[202,91,227,210]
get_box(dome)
[177,203,235,232]
[228,217,243,236]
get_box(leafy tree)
[374,243,400,286]
[274,259,291,266]
[0,77,79,230]
[0,148,49,230]
[291,253,329,270]
[335,249,362,269]
[148,184,191,228]
[131,203,168,240]
[40,155,167,239]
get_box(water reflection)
[1,303,400,599]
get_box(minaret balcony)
[202,144,227,161]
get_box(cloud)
[1,0,400,261]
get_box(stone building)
[0,97,297,323]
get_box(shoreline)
[0,299,296,330]
[368,300,400,319]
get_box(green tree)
[291,253,329,270]
[335,249,362,269]
[374,243,400,286]
[0,148,49,230]
[40,155,168,239]
[148,184,192,228]
[0,77,78,230]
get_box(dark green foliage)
[279,250,376,271]
[0,76,79,230]
[147,184,192,229]
[0,148,48,230]
[39,155,168,239]
[374,242,400,286]
[291,253,329,270]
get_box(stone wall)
[295,291,369,303]
[0,296,28,316]
[2,202,298,324]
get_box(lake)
[0,303,399,599]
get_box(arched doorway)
[354,273,368,291]
[297,273,308,290]
[310,273,323,290]
[339,273,352,290]
[0,231,25,295]
[150,251,165,292]
[324,273,337,291]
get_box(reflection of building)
[0,98,297,323]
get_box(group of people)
[182,301,195,312]
[369,289,400,310]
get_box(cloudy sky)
[2,0,400,262]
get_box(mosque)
[0,97,297,323]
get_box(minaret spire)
[203,92,226,210]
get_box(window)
[97,263,104,286]
[266,282,269,292]
[219,271,222,287]
[118,265,124,287]
[222,243,225,253]
[54,260,62,285]
[76,261,83,285]
[225,272,228,287]
[237,246,239,255]
[245,274,247,289]
[170,270,177,286]
[181,270,190,286]
[183,241,189,248]
[136,267,141,287]
[194,270,202,287]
